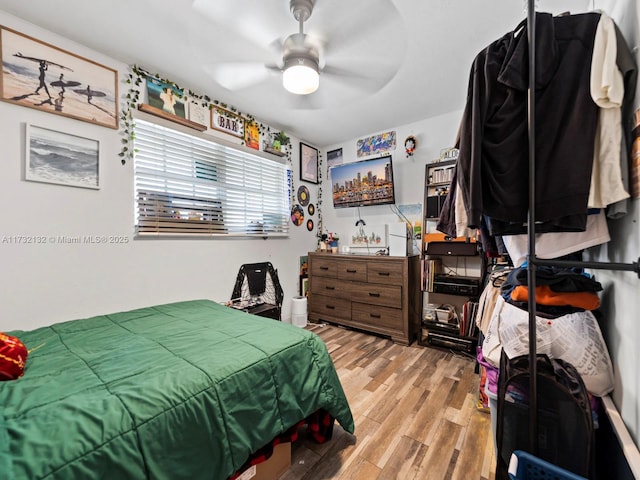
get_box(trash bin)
[291,296,307,327]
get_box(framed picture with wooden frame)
[300,142,319,184]
[25,124,100,189]
[210,106,245,138]
[0,25,118,129]
[146,76,187,119]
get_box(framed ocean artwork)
[25,124,100,189]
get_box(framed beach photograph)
[300,142,319,184]
[1,26,118,129]
[25,124,100,189]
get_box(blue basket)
[508,450,588,480]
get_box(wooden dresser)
[308,252,422,345]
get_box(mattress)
[0,299,354,479]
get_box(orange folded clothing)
[511,284,600,310]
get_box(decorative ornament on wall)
[356,131,396,158]
[297,185,310,206]
[307,203,315,216]
[404,135,417,158]
[290,204,304,226]
[211,106,245,138]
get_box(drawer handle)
[320,266,329,270]
[368,292,381,297]
[346,269,357,273]
[326,305,336,310]
[370,313,381,319]
[325,285,335,290]
[378,272,390,276]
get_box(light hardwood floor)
[280,323,497,480]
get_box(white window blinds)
[134,119,290,237]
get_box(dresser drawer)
[336,260,367,282]
[310,258,337,278]
[310,276,349,299]
[309,293,351,318]
[351,282,402,308]
[352,302,403,331]
[367,261,404,285]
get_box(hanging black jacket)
[452,12,601,233]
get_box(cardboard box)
[236,442,291,480]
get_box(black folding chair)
[231,262,284,320]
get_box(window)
[134,119,291,237]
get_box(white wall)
[2,0,640,453]
[588,0,640,450]
[320,110,462,242]
[318,0,640,452]
[0,12,318,330]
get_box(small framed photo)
[300,142,319,184]
[188,101,209,126]
[326,147,343,173]
[300,275,309,297]
[245,121,260,150]
[146,76,187,119]
[25,124,100,189]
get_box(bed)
[0,299,354,479]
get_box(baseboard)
[595,395,640,479]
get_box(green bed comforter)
[0,300,354,479]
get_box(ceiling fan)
[281,0,320,95]
[192,0,403,107]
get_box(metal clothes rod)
[524,0,640,458]
[532,257,640,277]
[525,0,538,456]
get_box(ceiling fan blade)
[201,62,276,91]
[309,0,403,60]
[192,0,291,52]
[321,56,400,94]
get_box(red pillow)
[0,333,28,380]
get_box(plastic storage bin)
[508,450,588,480]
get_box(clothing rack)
[524,0,640,456]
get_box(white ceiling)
[0,0,591,147]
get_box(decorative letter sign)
[211,107,245,138]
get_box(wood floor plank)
[405,377,455,443]
[451,407,493,480]
[359,385,426,466]
[285,325,495,480]
[377,435,424,480]
[412,419,463,479]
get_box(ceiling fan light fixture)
[283,56,319,95]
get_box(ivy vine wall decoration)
[119,64,300,221]
[119,65,260,165]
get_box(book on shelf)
[424,257,442,292]
[460,300,479,337]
